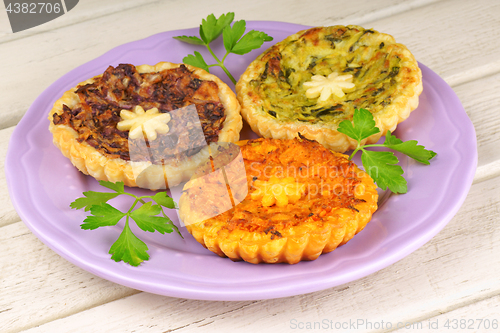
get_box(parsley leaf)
[223,20,246,53]
[200,12,235,43]
[230,30,273,55]
[173,35,205,45]
[81,203,125,230]
[383,131,437,165]
[183,51,209,72]
[70,191,119,211]
[98,180,125,194]
[338,108,436,193]
[152,192,177,209]
[361,150,407,194]
[70,181,126,211]
[70,182,180,266]
[174,13,273,84]
[109,221,149,267]
[130,202,174,234]
[337,108,380,142]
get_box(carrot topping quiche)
[236,25,422,153]
[49,62,242,189]
[179,137,378,264]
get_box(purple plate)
[5,22,477,300]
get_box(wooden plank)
[456,72,500,183]
[368,0,500,87]
[0,126,19,227]
[393,294,500,332]
[14,173,500,333]
[0,222,139,333]
[454,72,500,166]
[475,160,500,184]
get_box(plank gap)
[0,216,21,229]
[12,290,142,333]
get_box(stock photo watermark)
[289,318,499,331]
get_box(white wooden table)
[1,0,499,332]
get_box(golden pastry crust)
[179,137,378,264]
[49,62,242,189]
[236,25,422,153]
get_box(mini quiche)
[179,137,378,264]
[49,62,242,189]
[236,25,422,153]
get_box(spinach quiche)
[236,25,422,152]
[49,62,242,189]
[179,137,378,264]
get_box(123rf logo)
[3,0,79,33]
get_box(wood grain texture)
[0,0,480,130]
[475,160,500,185]
[454,73,500,165]
[456,72,500,184]
[0,222,139,333]
[393,295,500,332]
[368,0,500,87]
[13,173,500,333]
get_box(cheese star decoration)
[303,72,355,101]
[251,176,306,207]
[117,106,171,141]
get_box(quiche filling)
[52,64,226,163]
[184,138,370,235]
[180,137,378,263]
[251,26,408,124]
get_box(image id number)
[444,319,498,330]
[6,3,62,14]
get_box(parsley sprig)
[174,12,273,84]
[70,180,181,266]
[338,108,437,194]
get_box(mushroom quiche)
[49,62,242,189]
[179,137,378,264]
[236,25,422,153]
